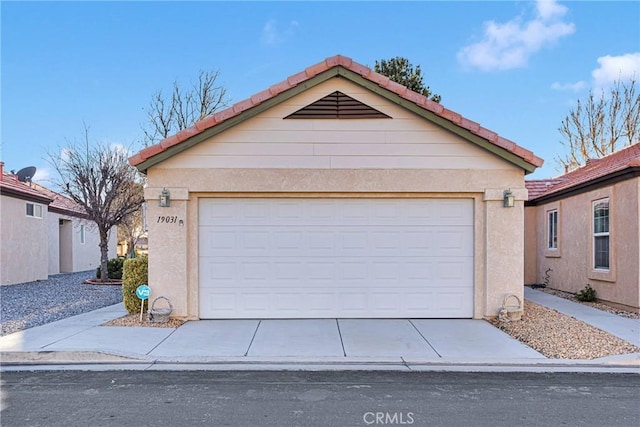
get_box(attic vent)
[285,91,391,119]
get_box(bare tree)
[117,193,144,257]
[48,126,145,281]
[557,78,639,171]
[142,69,230,145]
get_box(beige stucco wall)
[142,79,530,319]
[529,178,639,310]
[49,213,117,275]
[144,169,527,320]
[523,206,538,285]
[1,196,49,285]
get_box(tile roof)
[31,183,88,218]
[0,171,53,204]
[0,168,87,218]
[129,55,543,171]
[526,143,640,200]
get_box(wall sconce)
[159,188,170,207]
[503,189,515,208]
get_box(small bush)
[576,284,597,302]
[96,257,125,280]
[122,256,148,314]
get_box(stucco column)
[144,187,189,317]
[483,188,527,318]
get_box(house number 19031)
[157,216,178,224]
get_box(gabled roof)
[129,55,543,174]
[526,143,640,203]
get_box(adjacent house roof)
[0,164,88,218]
[129,55,543,174]
[31,183,89,218]
[526,143,640,204]
[0,171,52,205]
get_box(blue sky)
[2,0,639,182]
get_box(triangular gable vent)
[285,91,391,119]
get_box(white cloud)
[260,19,299,46]
[592,52,640,92]
[457,0,575,71]
[33,167,52,184]
[550,81,586,92]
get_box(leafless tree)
[557,78,639,172]
[117,193,144,257]
[48,126,145,281]
[142,69,230,145]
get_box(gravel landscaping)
[0,271,122,336]
[489,301,640,359]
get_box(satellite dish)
[16,166,37,183]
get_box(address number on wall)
[157,216,179,224]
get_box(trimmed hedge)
[122,256,148,314]
[96,257,125,280]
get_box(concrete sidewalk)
[1,290,638,372]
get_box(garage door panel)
[201,226,468,257]
[199,198,474,318]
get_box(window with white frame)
[26,202,43,218]
[593,199,609,270]
[80,224,86,244]
[547,209,558,250]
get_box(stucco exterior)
[1,195,49,284]
[134,64,539,320]
[1,168,118,285]
[47,213,116,275]
[526,177,640,311]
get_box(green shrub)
[122,256,149,314]
[96,257,125,280]
[576,284,597,302]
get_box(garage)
[199,198,474,318]
[130,55,542,320]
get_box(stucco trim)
[483,188,528,201]
[145,187,190,201]
[588,189,617,283]
[543,202,562,258]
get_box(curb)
[2,350,639,373]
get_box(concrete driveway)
[148,318,544,361]
[0,304,544,363]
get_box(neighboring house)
[525,143,640,311]
[0,163,117,285]
[129,55,543,320]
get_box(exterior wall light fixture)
[159,188,171,207]
[503,189,515,208]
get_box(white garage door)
[199,198,474,318]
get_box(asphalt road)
[1,370,638,427]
